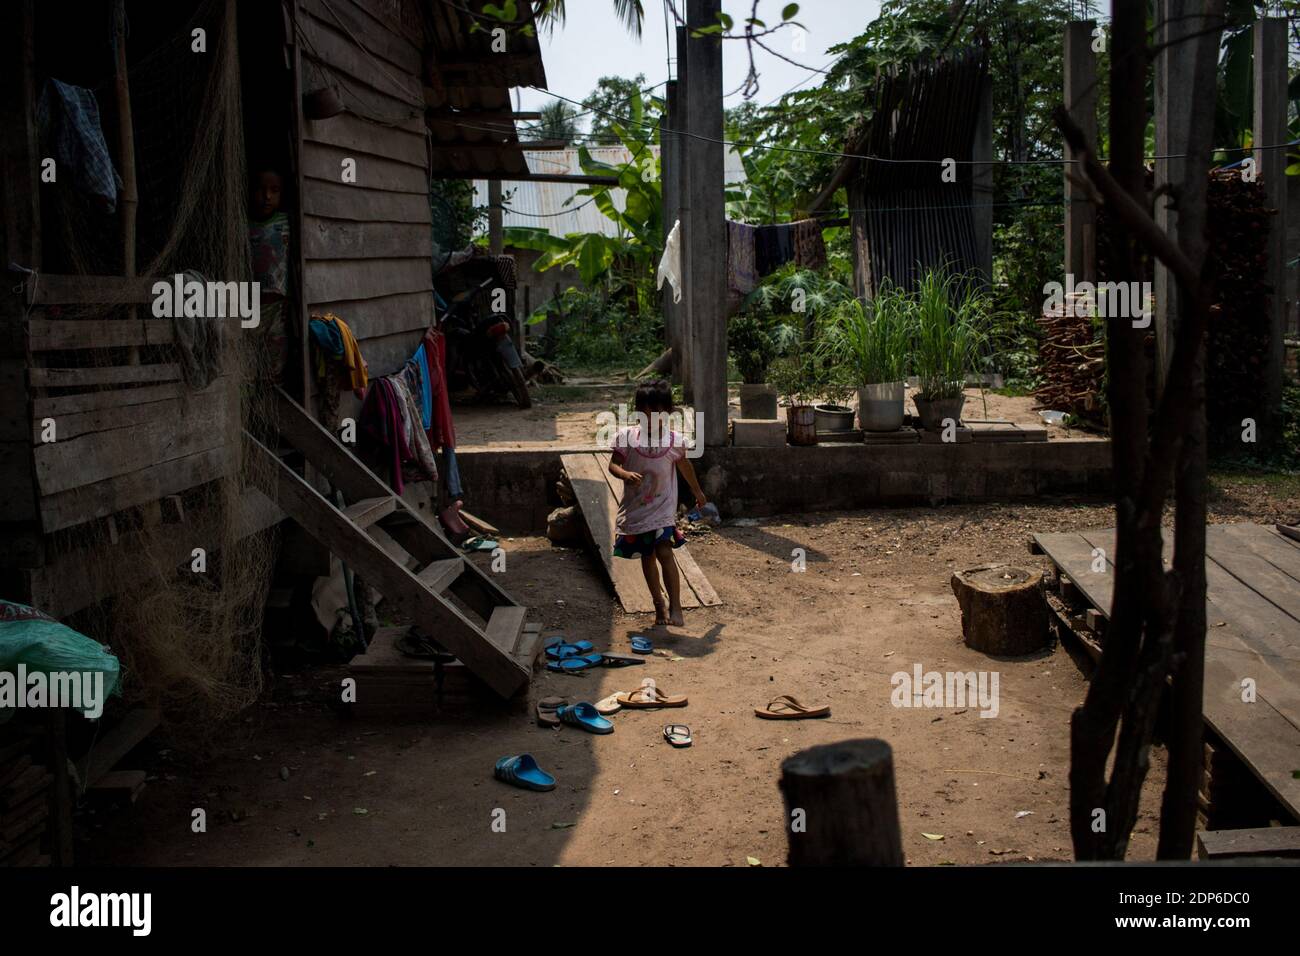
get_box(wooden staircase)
[243,389,538,697]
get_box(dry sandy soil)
[454,383,1089,449]
[80,472,1297,867]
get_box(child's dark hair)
[634,379,673,414]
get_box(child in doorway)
[608,379,708,627]
[248,166,292,383]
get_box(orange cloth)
[310,311,369,398]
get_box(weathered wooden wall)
[295,0,433,411]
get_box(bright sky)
[514,0,884,127]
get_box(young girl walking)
[608,380,708,627]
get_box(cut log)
[546,505,582,545]
[950,564,1049,656]
[779,739,904,866]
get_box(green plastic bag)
[0,600,121,718]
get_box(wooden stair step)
[417,558,464,593]
[343,496,396,529]
[515,622,544,668]
[485,605,527,657]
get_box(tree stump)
[779,739,903,866]
[950,564,1049,655]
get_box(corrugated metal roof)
[473,146,748,237]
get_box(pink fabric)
[611,426,686,536]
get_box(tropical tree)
[526,101,582,142]
[584,74,649,143]
[534,0,645,38]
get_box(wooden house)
[0,0,548,676]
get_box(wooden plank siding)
[296,0,433,386]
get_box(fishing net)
[35,0,278,728]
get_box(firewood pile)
[1035,168,1273,433]
[1206,170,1273,447]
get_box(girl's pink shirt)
[611,426,686,535]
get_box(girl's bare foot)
[668,603,684,627]
[654,600,669,626]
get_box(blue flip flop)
[631,636,653,654]
[544,638,595,661]
[556,702,614,735]
[494,754,556,791]
[546,653,604,673]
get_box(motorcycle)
[438,277,532,410]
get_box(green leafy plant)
[728,315,779,385]
[911,267,991,401]
[819,280,913,386]
[770,352,821,406]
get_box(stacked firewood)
[1036,297,1107,426]
[0,731,52,867]
[1206,170,1273,448]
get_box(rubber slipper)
[754,695,831,720]
[595,693,623,715]
[544,638,594,660]
[630,636,653,654]
[546,653,603,673]
[494,754,556,791]
[616,683,687,708]
[663,724,692,747]
[557,702,614,735]
[536,696,567,727]
[599,652,645,667]
[462,536,498,552]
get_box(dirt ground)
[454,383,1091,449]
[80,474,1298,867]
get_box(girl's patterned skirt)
[613,526,687,559]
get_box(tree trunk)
[780,740,903,866]
[950,565,1049,656]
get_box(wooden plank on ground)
[1031,531,1113,614]
[1207,524,1300,624]
[562,451,720,613]
[1196,826,1300,860]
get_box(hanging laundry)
[726,221,759,311]
[422,327,456,451]
[792,219,827,271]
[36,79,122,213]
[657,219,683,304]
[411,344,434,431]
[309,312,368,398]
[389,371,438,483]
[359,378,409,493]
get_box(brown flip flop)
[536,696,568,727]
[755,695,830,720]
[615,682,688,708]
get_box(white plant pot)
[857,381,905,432]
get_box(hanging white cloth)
[657,219,683,304]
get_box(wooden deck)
[561,452,721,614]
[1033,523,1300,820]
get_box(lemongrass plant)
[911,267,991,401]
[819,279,913,386]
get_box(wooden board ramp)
[247,389,538,698]
[561,452,721,614]
[1033,523,1300,821]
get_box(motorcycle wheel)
[506,364,532,410]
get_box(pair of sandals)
[601,677,687,711]
[545,637,645,673]
[536,696,613,734]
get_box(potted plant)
[728,315,780,419]
[820,282,912,432]
[813,372,857,434]
[910,268,989,432]
[770,353,818,445]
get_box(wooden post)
[1153,0,1195,396]
[488,179,503,255]
[683,0,726,445]
[848,173,870,300]
[1064,20,1098,285]
[675,25,693,400]
[780,739,904,866]
[1254,17,1287,440]
[971,71,994,286]
[112,0,141,365]
[662,79,681,384]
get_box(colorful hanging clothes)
[726,221,759,311]
[411,344,434,431]
[359,377,409,493]
[389,371,438,483]
[792,218,827,271]
[309,312,369,398]
[422,328,456,451]
[754,223,796,275]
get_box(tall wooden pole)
[112,0,140,364]
[1254,17,1287,443]
[675,25,693,400]
[683,0,726,445]
[971,71,993,286]
[1064,20,1098,285]
[662,79,681,384]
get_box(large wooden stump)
[780,739,904,866]
[950,564,1048,655]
